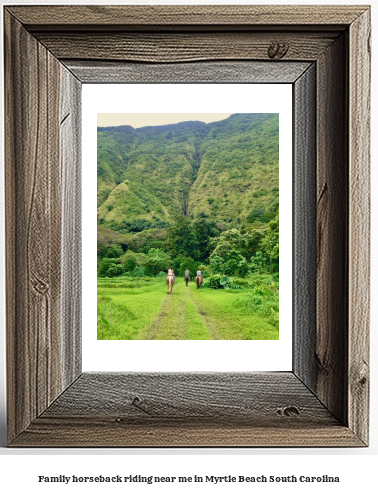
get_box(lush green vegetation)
[97,215,278,279]
[98,114,278,229]
[97,114,279,340]
[98,276,278,340]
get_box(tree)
[98,244,124,259]
[210,228,253,277]
[144,248,172,276]
[98,258,123,277]
[260,215,279,272]
[193,215,220,261]
[173,255,198,277]
[165,216,200,260]
[123,257,137,272]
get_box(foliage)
[205,274,243,290]
[129,266,146,277]
[250,251,267,274]
[205,274,224,289]
[165,216,200,260]
[144,248,172,276]
[234,275,279,328]
[98,244,124,259]
[98,113,279,230]
[210,228,255,277]
[193,215,220,261]
[247,206,265,223]
[123,257,137,272]
[172,255,198,278]
[260,215,279,272]
[97,114,280,284]
[98,258,124,278]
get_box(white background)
[83,84,292,371]
[0,0,377,498]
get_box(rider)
[167,266,175,285]
[196,268,202,283]
[184,269,190,286]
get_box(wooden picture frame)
[4,5,370,447]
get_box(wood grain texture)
[41,373,336,422]
[11,373,363,447]
[60,68,82,388]
[11,420,363,448]
[5,12,61,442]
[348,9,371,445]
[65,60,311,84]
[293,65,316,390]
[36,32,339,63]
[316,35,348,425]
[7,5,367,29]
[4,11,79,444]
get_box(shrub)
[106,264,124,277]
[247,207,265,223]
[205,274,241,289]
[233,278,248,286]
[144,248,171,276]
[234,285,279,328]
[98,258,117,277]
[123,257,136,272]
[206,274,223,289]
[130,266,146,277]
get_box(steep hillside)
[188,113,279,223]
[97,113,279,238]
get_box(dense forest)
[97,113,279,284]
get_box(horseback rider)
[196,268,202,288]
[184,269,190,286]
[167,266,175,284]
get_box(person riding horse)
[184,269,190,286]
[195,268,202,289]
[167,266,175,294]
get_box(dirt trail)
[186,286,220,339]
[145,282,216,340]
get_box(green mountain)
[97,113,279,244]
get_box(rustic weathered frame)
[4,5,370,447]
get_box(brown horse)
[185,276,189,287]
[195,275,203,289]
[166,275,174,294]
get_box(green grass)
[145,283,213,340]
[189,287,278,340]
[97,275,279,340]
[97,277,166,340]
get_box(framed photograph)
[4,5,370,447]
[84,87,293,373]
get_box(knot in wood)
[131,395,142,406]
[268,42,289,59]
[33,280,49,295]
[277,406,300,417]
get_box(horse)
[166,275,174,294]
[185,276,189,287]
[195,275,203,289]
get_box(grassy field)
[97,276,279,340]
